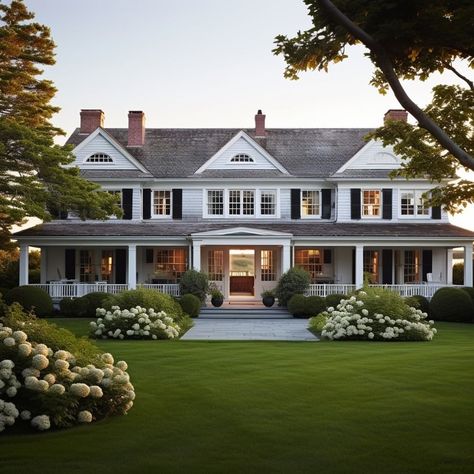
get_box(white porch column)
[128,244,137,289]
[355,244,364,288]
[19,243,29,286]
[464,244,473,286]
[192,241,202,271]
[446,249,453,285]
[40,247,48,284]
[282,244,291,273]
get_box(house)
[15,109,474,301]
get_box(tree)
[0,0,121,249]
[274,0,474,210]
[0,247,40,290]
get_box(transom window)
[208,250,224,281]
[301,190,320,217]
[363,250,379,283]
[153,190,171,216]
[404,250,421,283]
[400,190,430,216]
[230,154,254,163]
[261,250,276,281]
[295,249,322,283]
[362,190,381,217]
[260,191,276,216]
[155,249,187,281]
[86,153,113,163]
[207,190,224,215]
[229,190,255,216]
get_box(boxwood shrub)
[305,295,326,317]
[81,292,111,316]
[275,267,310,307]
[179,293,201,318]
[4,286,52,317]
[179,270,209,302]
[59,297,88,317]
[430,287,474,322]
[287,294,307,318]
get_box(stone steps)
[199,307,292,319]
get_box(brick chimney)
[384,109,408,123]
[255,109,266,137]
[80,109,104,134]
[128,111,145,147]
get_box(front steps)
[200,307,292,319]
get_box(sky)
[23,0,474,230]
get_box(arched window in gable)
[230,153,254,163]
[85,153,113,163]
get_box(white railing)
[139,283,180,296]
[306,284,357,297]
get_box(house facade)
[15,109,474,301]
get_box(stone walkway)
[181,318,318,341]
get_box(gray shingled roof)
[331,169,393,179]
[67,128,372,178]
[80,170,153,179]
[15,221,474,239]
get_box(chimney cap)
[128,110,144,115]
[257,109,263,115]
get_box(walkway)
[181,318,318,341]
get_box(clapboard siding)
[280,189,291,219]
[337,188,352,221]
[73,134,138,170]
[132,188,141,220]
[182,189,203,218]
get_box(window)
[230,153,254,163]
[153,190,171,216]
[229,190,255,216]
[101,250,113,283]
[261,250,276,281]
[363,250,379,283]
[295,249,322,283]
[301,190,320,217]
[155,249,187,281]
[86,153,113,163]
[404,250,421,283]
[260,191,276,216]
[207,190,224,215]
[79,250,94,283]
[362,190,381,217]
[400,190,430,216]
[208,250,224,281]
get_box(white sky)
[23,0,474,231]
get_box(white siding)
[336,187,352,221]
[432,248,447,283]
[183,189,203,218]
[341,140,401,171]
[334,247,353,284]
[280,188,291,219]
[132,188,141,220]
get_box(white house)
[15,109,474,301]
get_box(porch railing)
[29,283,129,299]
[306,284,357,297]
[139,283,180,296]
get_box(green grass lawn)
[2,320,474,474]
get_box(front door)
[229,249,255,295]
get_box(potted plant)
[210,287,224,307]
[261,289,275,308]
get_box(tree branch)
[318,0,474,171]
[442,61,474,90]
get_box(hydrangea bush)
[319,288,437,341]
[0,305,135,434]
[90,306,180,340]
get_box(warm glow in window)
[153,190,171,216]
[261,250,276,281]
[295,249,322,283]
[363,250,379,283]
[301,190,320,216]
[404,250,421,283]
[155,249,187,281]
[208,250,224,281]
[362,190,381,217]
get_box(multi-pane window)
[261,250,276,281]
[79,250,94,283]
[404,250,421,283]
[208,250,224,281]
[230,154,254,163]
[229,190,255,216]
[207,190,224,215]
[362,190,381,217]
[85,153,113,163]
[295,249,322,283]
[155,249,187,281]
[260,191,276,216]
[153,190,171,216]
[301,190,320,217]
[101,250,113,283]
[400,190,430,216]
[363,250,379,283]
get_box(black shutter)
[115,249,127,284]
[321,189,332,219]
[382,189,393,220]
[351,189,361,220]
[291,189,301,220]
[382,249,393,284]
[172,189,183,220]
[323,249,332,264]
[143,189,151,220]
[431,206,441,220]
[122,189,133,220]
[65,249,76,280]
[351,248,356,284]
[145,248,154,264]
[422,250,433,282]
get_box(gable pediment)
[195,131,289,175]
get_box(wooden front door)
[229,249,255,295]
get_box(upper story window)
[207,190,224,215]
[362,190,381,217]
[229,190,255,216]
[301,190,320,217]
[153,190,171,216]
[400,190,430,217]
[86,153,113,163]
[230,153,254,163]
[260,191,276,216]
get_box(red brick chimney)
[255,109,266,137]
[128,111,145,147]
[80,109,104,134]
[384,109,408,123]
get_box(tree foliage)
[274,0,474,210]
[0,0,121,249]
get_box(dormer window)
[230,153,254,163]
[86,153,113,163]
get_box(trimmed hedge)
[461,287,474,307]
[288,294,307,318]
[275,267,311,307]
[59,297,88,317]
[305,295,326,317]
[325,293,346,310]
[4,285,53,317]
[81,292,111,316]
[179,293,201,318]
[430,287,474,323]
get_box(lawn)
[2,319,473,474]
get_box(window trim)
[361,189,382,219]
[300,189,321,219]
[84,153,114,164]
[398,189,431,219]
[151,189,172,219]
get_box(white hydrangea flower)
[12,331,28,343]
[3,337,15,347]
[70,383,91,397]
[34,344,49,356]
[55,359,69,371]
[20,410,31,421]
[116,360,128,371]
[77,410,93,423]
[89,385,103,398]
[31,415,50,431]
[17,342,32,357]
[32,354,49,370]
[101,353,114,365]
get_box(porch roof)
[15,221,474,240]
